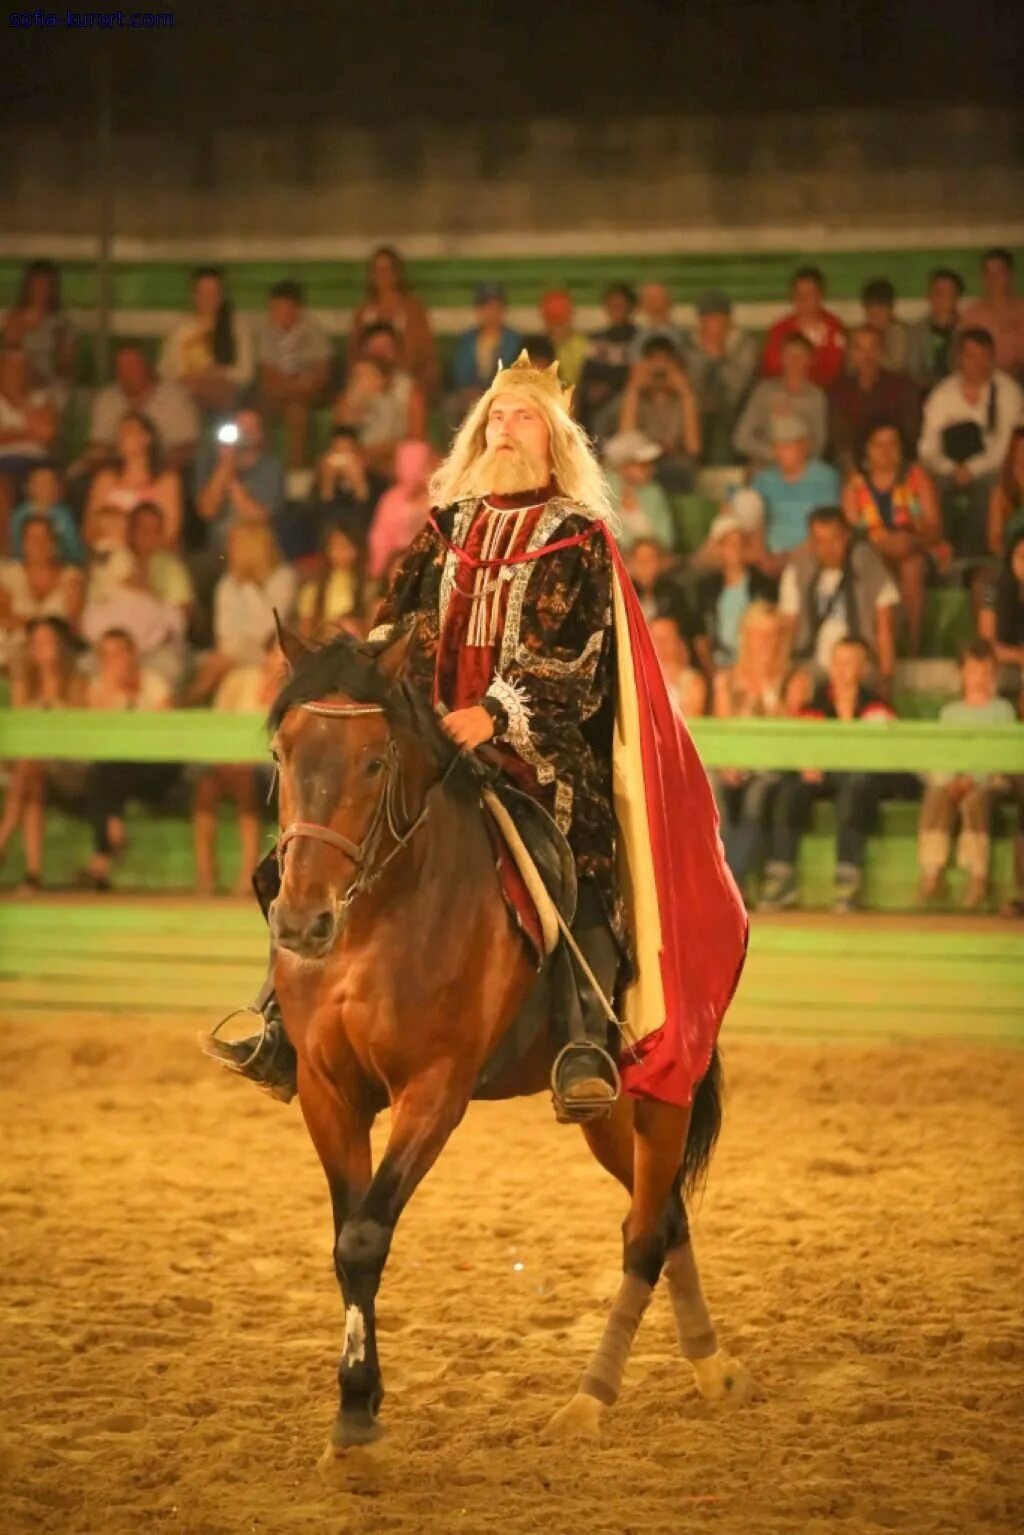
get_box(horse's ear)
[375,619,419,682]
[273,609,309,674]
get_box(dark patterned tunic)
[371,488,628,950]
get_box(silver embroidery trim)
[512,625,605,682]
[553,781,574,835]
[498,497,577,673]
[367,623,396,643]
[438,500,478,634]
[485,674,537,757]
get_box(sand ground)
[1,1015,1022,1535]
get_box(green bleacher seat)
[669,494,718,556]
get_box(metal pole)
[95,41,114,385]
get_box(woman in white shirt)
[159,267,253,416]
[188,523,295,702]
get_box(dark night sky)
[3,0,1021,127]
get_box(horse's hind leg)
[662,1208,752,1405]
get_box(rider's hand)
[441,706,495,750]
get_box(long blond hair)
[429,374,616,522]
[228,522,280,586]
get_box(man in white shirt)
[86,346,200,474]
[918,328,1024,557]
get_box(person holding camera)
[195,409,285,550]
[311,425,386,548]
[618,337,701,493]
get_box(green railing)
[1,710,1021,775]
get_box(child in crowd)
[367,439,433,580]
[9,464,85,564]
[297,523,365,642]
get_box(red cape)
[601,527,748,1104]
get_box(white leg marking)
[343,1305,367,1367]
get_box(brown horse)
[266,625,749,1456]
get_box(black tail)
[681,1047,723,1203]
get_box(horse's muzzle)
[269,898,339,960]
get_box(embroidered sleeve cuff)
[367,623,397,643]
[484,675,533,753]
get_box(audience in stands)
[347,246,440,402]
[0,348,59,526]
[905,268,963,392]
[312,425,386,549]
[631,283,686,359]
[127,502,194,630]
[367,439,432,581]
[9,465,85,565]
[749,415,841,577]
[619,338,701,492]
[85,346,199,475]
[680,290,758,467]
[257,279,331,470]
[918,640,1016,909]
[446,282,522,425]
[297,523,365,642]
[0,616,87,893]
[778,505,899,695]
[918,328,1024,563]
[627,537,708,673]
[978,532,1024,701]
[534,290,588,388]
[761,266,848,389]
[2,260,75,411]
[733,333,827,471]
[959,248,1024,382]
[196,408,285,548]
[843,419,944,656]
[603,430,674,550]
[697,511,777,667]
[648,615,707,718]
[576,282,638,441]
[986,426,1024,556]
[190,524,296,703]
[84,411,184,550]
[0,516,84,670]
[859,277,909,374]
[159,266,253,417]
[335,322,426,476]
[827,323,920,476]
[759,636,895,914]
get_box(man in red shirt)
[761,265,848,390]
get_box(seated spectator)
[196,408,285,548]
[83,628,177,890]
[630,283,686,359]
[81,520,187,691]
[711,601,788,896]
[978,532,1024,700]
[313,425,387,550]
[0,516,84,671]
[84,411,184,549]
[256,279,332,471]
[627,537,708,672]
[917,328,1023,561]
[749,416,841,577]
[618,338,701,493]
[83,504,133,597]
[128,501,194,624]
[159,266,253,417]
[9,465,85,565]
[828,324,920,476]
[918,640,1016,908]
[0,616,86,893]
[446,283,523,425]
[859,277,909,374]
[843,419,944,655]
[367,439,432,582]
[83,345,199,476]
[193,637,286,897]
[960,248,1024,382]
[906,268,963,393]
[531,290,588,389]
[680,290,757,466]
[297,523,366,642]
[2,259,75,410]
[576,282,638,441]
[0,348,58,528]
[987,425,1024,556]
[759,636,894,914]
[733,333,827,471]
[189,524,296,702]
[697,511,777,667]
[347,246,440,402]
[334,322,426,476]
[603,430,674,551]
[649,615,707,718]
[779,506,899,694]
[761,265,848,389]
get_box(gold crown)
[491,349,574,410]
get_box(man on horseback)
[206,351,747,1123]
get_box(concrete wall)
[3,106,1021,248]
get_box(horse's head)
[267,621,437,961]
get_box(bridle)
[275,698,454,920]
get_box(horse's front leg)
[329,1062,474,1452]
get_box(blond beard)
[464,440,550,499]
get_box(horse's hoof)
[543,1392,604,1441]
[329,1409,386,1450]
[691,1351,753,1405]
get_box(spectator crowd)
[0,247,1021,914]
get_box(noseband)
[276,699,442,918]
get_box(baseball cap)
[474,281,507,306]
[729,488,765,532]
[771,413,810,444]
[695,289,732,317]
[604,430,663,470]
[709,510,742,541]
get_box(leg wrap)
[663,1243,718,1361]
[579,1273,652,1407]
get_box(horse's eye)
[366,757,385,777]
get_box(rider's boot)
[551,882,622,1126]
[199,959,298,1103]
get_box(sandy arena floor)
[0,1014,1022,1535]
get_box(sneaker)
[757,864,798,913]
[833,863,863,914]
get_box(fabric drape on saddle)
[603,528,748,1106]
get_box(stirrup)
[197,1006,296,1103]
[550,1041,621,1125]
